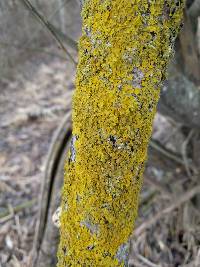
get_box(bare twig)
[0,180,17,194]
[134,185,200,237]
[144,175,171,199]
[136,254,161,267]
[18,0,77,65]
[128,259,145,267]
[21,0,78,51]
[150,139,185,166]
[181,130,195,177]
[150,138,197,175]
[0,199,37,222]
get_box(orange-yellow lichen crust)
[58,1,184,266]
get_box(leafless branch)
[134,185,200,237]
[18,0,77,65]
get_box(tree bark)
[57,1,185,266]
[158,59,200,128]
[158,4,200,128]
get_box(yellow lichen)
[57,1,184,266]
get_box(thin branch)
[136,254,161,267]
[181,129,195,177]
[150,139,197,175]
[149,139,185,166]
[18,0,77,65]
[0,199,37,222]
[21,0,76,50]
[144,175,171,198]
[49,24,78,52]
[134,185,200,237]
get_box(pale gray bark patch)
[108,135,128,150]
[69,135,77,162]
[115,242,130,266]
[132,67,144,89]
[80,220,100,235]
[158,60,200,128]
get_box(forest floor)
[0,47,200,267]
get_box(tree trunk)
[158,59,200,128]
[57,1,185,266]
[158,4,200,128]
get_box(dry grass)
[0,48,75,267]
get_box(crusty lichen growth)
[58,1,184,266]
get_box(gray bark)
[158,1,200,129]
[158,60,200,129]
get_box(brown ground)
[0,47,200,267]
[0,48,75,267]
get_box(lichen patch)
[57,1,184,266]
